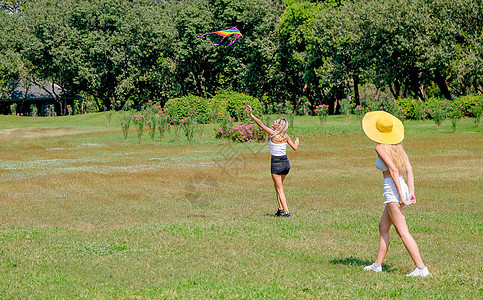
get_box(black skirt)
[271,155,290,175]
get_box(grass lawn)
[0,113,482,298]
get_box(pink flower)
[147,120,152,124]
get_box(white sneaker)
[406,266,430,277]
[363,263,382,272]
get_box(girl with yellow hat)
[361,111,430,277]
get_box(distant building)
[0,80,82,116]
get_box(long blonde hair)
[270,118,289,143]
[380,143,406,171]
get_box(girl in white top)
[362,111,430,277]
[246,105,299,217]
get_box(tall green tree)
[0,0,23,13]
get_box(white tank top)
[269,140,287,156]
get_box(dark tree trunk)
[353,75,360,105]
[434,69,452,100]
[389,79,402,99]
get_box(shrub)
[447,103,464,132]
[425,98,448,128]
[231,124,266,142]
[352,104,366,123]
[45,105,55,117]
[215,115,235,139]
[118,112,131,140]
[10,103,17,115]
[66,105,73,116]
[469,102,482,127]
[214,90,261,122]
[85,101,97,113]
[164,95,210,124]
[396,98,426,120]
[338,98,352,121]
[298,98,311,116]
[30,104,38,117]
[315,104,329,125]
[206,97,228,123]
[132,114,145,143]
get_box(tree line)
[0,0,481,115]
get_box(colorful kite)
[197,27,243,46]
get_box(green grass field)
[0,113,482,299]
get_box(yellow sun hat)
[362,111,404,144]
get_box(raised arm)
[246,105,274,135]
[375,144,406,207]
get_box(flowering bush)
[67,105,73,116]
[231,124,266,142]
[45,105,55,117]
[298,98,311,116]
[338,98,352,121]
[30,104,38,117]
[122,100,134,111]
[178,106,202,144]
[105,111,112,127]
[10,103,17,115]
[85,101,96,113]
[215,115,235,139]
[132,114,145,143]
[470,103,482,127]
[425,99,448,129]
[156,108,170,140]
[352,104,366,123]
[118,112,131,140]
[410,98,427,120]
[164,95,210,124]
[146,118,157,140]
[447,103,464,132]
[315,104,329,125]
[207,97,228,123]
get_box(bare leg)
[386,203,425,268]
[272,174,289,213]
[375,207,392,265]
[276,174,287,210]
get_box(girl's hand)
[409,194,416,204]
[398,193,407,207]
[246,105,253,114]
[295,137,300,147]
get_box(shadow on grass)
[330,256,398,272]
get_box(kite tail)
[226,35,242,46]
[197,32,214,38]
[212,36,227,46]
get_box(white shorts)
[382,177,410,206]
